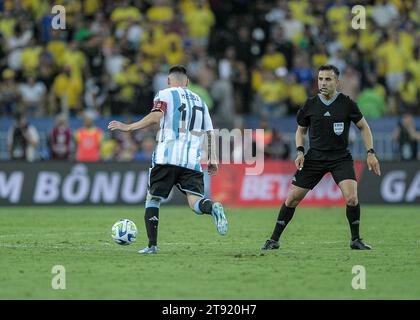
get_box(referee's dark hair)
[318,64,340,78]
[168,65,188,76]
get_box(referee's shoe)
[350,238,372,250]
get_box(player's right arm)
[295,101,309,170]
[108,111,163,132]
[202,101,218,176]
[108,92,167,132]
[295,125,307,170]
[207,130,218,176]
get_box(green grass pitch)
[0,206,419,299]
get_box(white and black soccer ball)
[111,219,138,245]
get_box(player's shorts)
[148,164,204,199]
[291,155,356,190]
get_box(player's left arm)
[108,111,163,132]
[355,117,381,176]
[203,103,218,176]
[206,130,218,176]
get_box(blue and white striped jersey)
[150,87,213,172]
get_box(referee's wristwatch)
[367,148,375,155]
[296,146,305,155]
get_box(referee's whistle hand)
[295,155,305,170]
[367,155,381,176]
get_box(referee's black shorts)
[291,153,356,190]
[148,164,205,199]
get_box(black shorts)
[291,156,356,190]
[148,164,204,199]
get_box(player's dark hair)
[318,64,340,78]
[168,65,187,76]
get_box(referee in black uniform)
[262,65,381,251]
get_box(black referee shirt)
[297,92,363,161]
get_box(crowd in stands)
[1,0,419,161]
[7,111,159,161]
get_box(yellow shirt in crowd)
[262,53,286,71]
[52,73,83,109]
[184,5,215,38]
[147,6,174,22]
[258,80,288,104]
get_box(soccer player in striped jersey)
[108,65,228,254]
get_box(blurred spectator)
[105,45,126,77]
[261,42,286,71]
[7,112,39,161]
[188,79,213,109]
[287,73,307,114]
[392,113,420,161]
[311,43,329,71]
[134,136,156,161]
[371,0,399,28]
[50,66,83,116]
[20,38,41,75]
[407,46,419,95]
[111,58,141,115]
[153,64,169,93]
[255,119,273,145]
[357,74,386,119]
[46,30,66,68]
[280,9,303,42]
[265,129,290,160]
[183,0,215,48]
[256,70,288,118]
[62,41,87,75]
[265,0,287,24]
[232,25,252,66]
[218,46,248,114]
[0,32,6,66]
[18,75,47,117]
[250,119,273,161]
[38,45,56,89]
[163,32,184,66]
[6,22,32,52]
[74,112,103,162]
[271,25,294,70]
[48,114,72,160]
[211,76,235,129]
[292,52,313,89]
[90,12,110,37]
[84,77,109,116]
[397,72,419,115]
[110,0,141,28]
[327,49,346,75]
[377,32,406,94]
[0,69,20,115]
[114,131,137,161]
[340,66,360,101]
[101,131,119,161]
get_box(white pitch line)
[0,232,106,238]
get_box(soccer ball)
[111,219,138,245]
